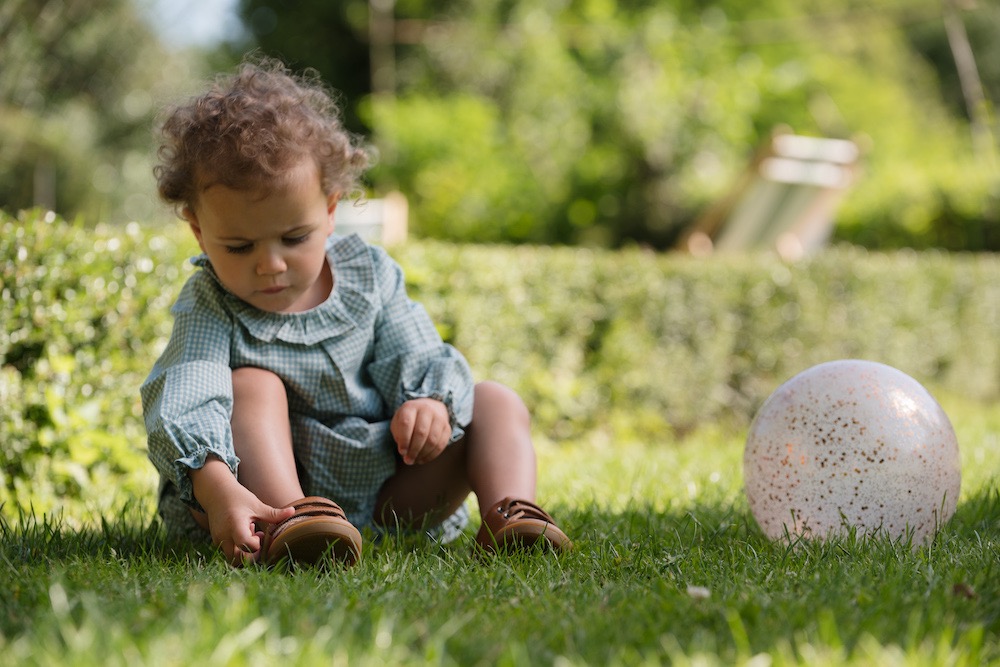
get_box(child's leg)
[188,366,304,534]
[201,367,362,566]
[374,381,540,530]
[462,381,537,509]
[229,366,305,507]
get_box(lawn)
[1,393,997,666]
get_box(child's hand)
[391,398,452,465]
[205,488,296,566]
[191,458,296,566]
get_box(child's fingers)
[216,511,275,566]
[221,535,255,566]
[247,530,267,564]
[392,399,451,464]
[233,542,255,567]
[391,406,416,451]
[257,504,295,527]
[225,508,290,566]
[393,405,427,463]
[411,417,452,465]
[407,409,450,464]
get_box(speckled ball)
[743,360,960,544]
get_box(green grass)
[1,395,998,666]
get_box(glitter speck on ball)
[743,359,961,544]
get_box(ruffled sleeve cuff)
[142,357,238,511]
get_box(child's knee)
[474,381,530,424]
[232,366,285,401]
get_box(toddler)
[141,57,571,567]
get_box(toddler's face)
[186,158,338,313]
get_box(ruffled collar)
[191,234,377,345]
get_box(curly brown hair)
[154,57,369,214]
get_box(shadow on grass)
[1,483,996,569]
[0,502,211,567]
[565,481,999,573]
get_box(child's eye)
[284,234,310,246]
[225,244,253,255]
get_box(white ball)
[743,359,961,544]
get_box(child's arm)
[365,245,476,451]
[142,273,276,557]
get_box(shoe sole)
[265,516,362,567]
[490,519,573,552]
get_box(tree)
[233,0,374,134]
[906,1,999,157]
[0,0,189,223]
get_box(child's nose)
[257,248,287,275]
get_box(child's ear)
[183,206,208,253]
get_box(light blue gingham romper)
[141,234,475,542]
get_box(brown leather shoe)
[262,497,362,567]
[475,497,572,554]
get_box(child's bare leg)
[229,366,305,507]
[458,383,571,551]
[374,381,539,529]
[232,367,363,566]
[463,381,537,510]
[190,367,303,534]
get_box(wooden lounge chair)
[677,129,861,260]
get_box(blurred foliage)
[230,0,1000,250]
[0,211,199,519]
[225,0,372,134]
[907,1,1000,124]
[2,0,1000,249]
[0,0,209,225]
[4,210,1000,518]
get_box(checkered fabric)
[141,234,475,541]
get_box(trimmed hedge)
[398,241,1000,442]
[3,209,1000,518]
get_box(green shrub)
[0,211,197,521]
[3,209,1000,520]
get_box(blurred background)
[2,0,999,251]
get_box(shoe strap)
[288,496,349,519]
[267,496,350,537]
[492,497,555,524]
